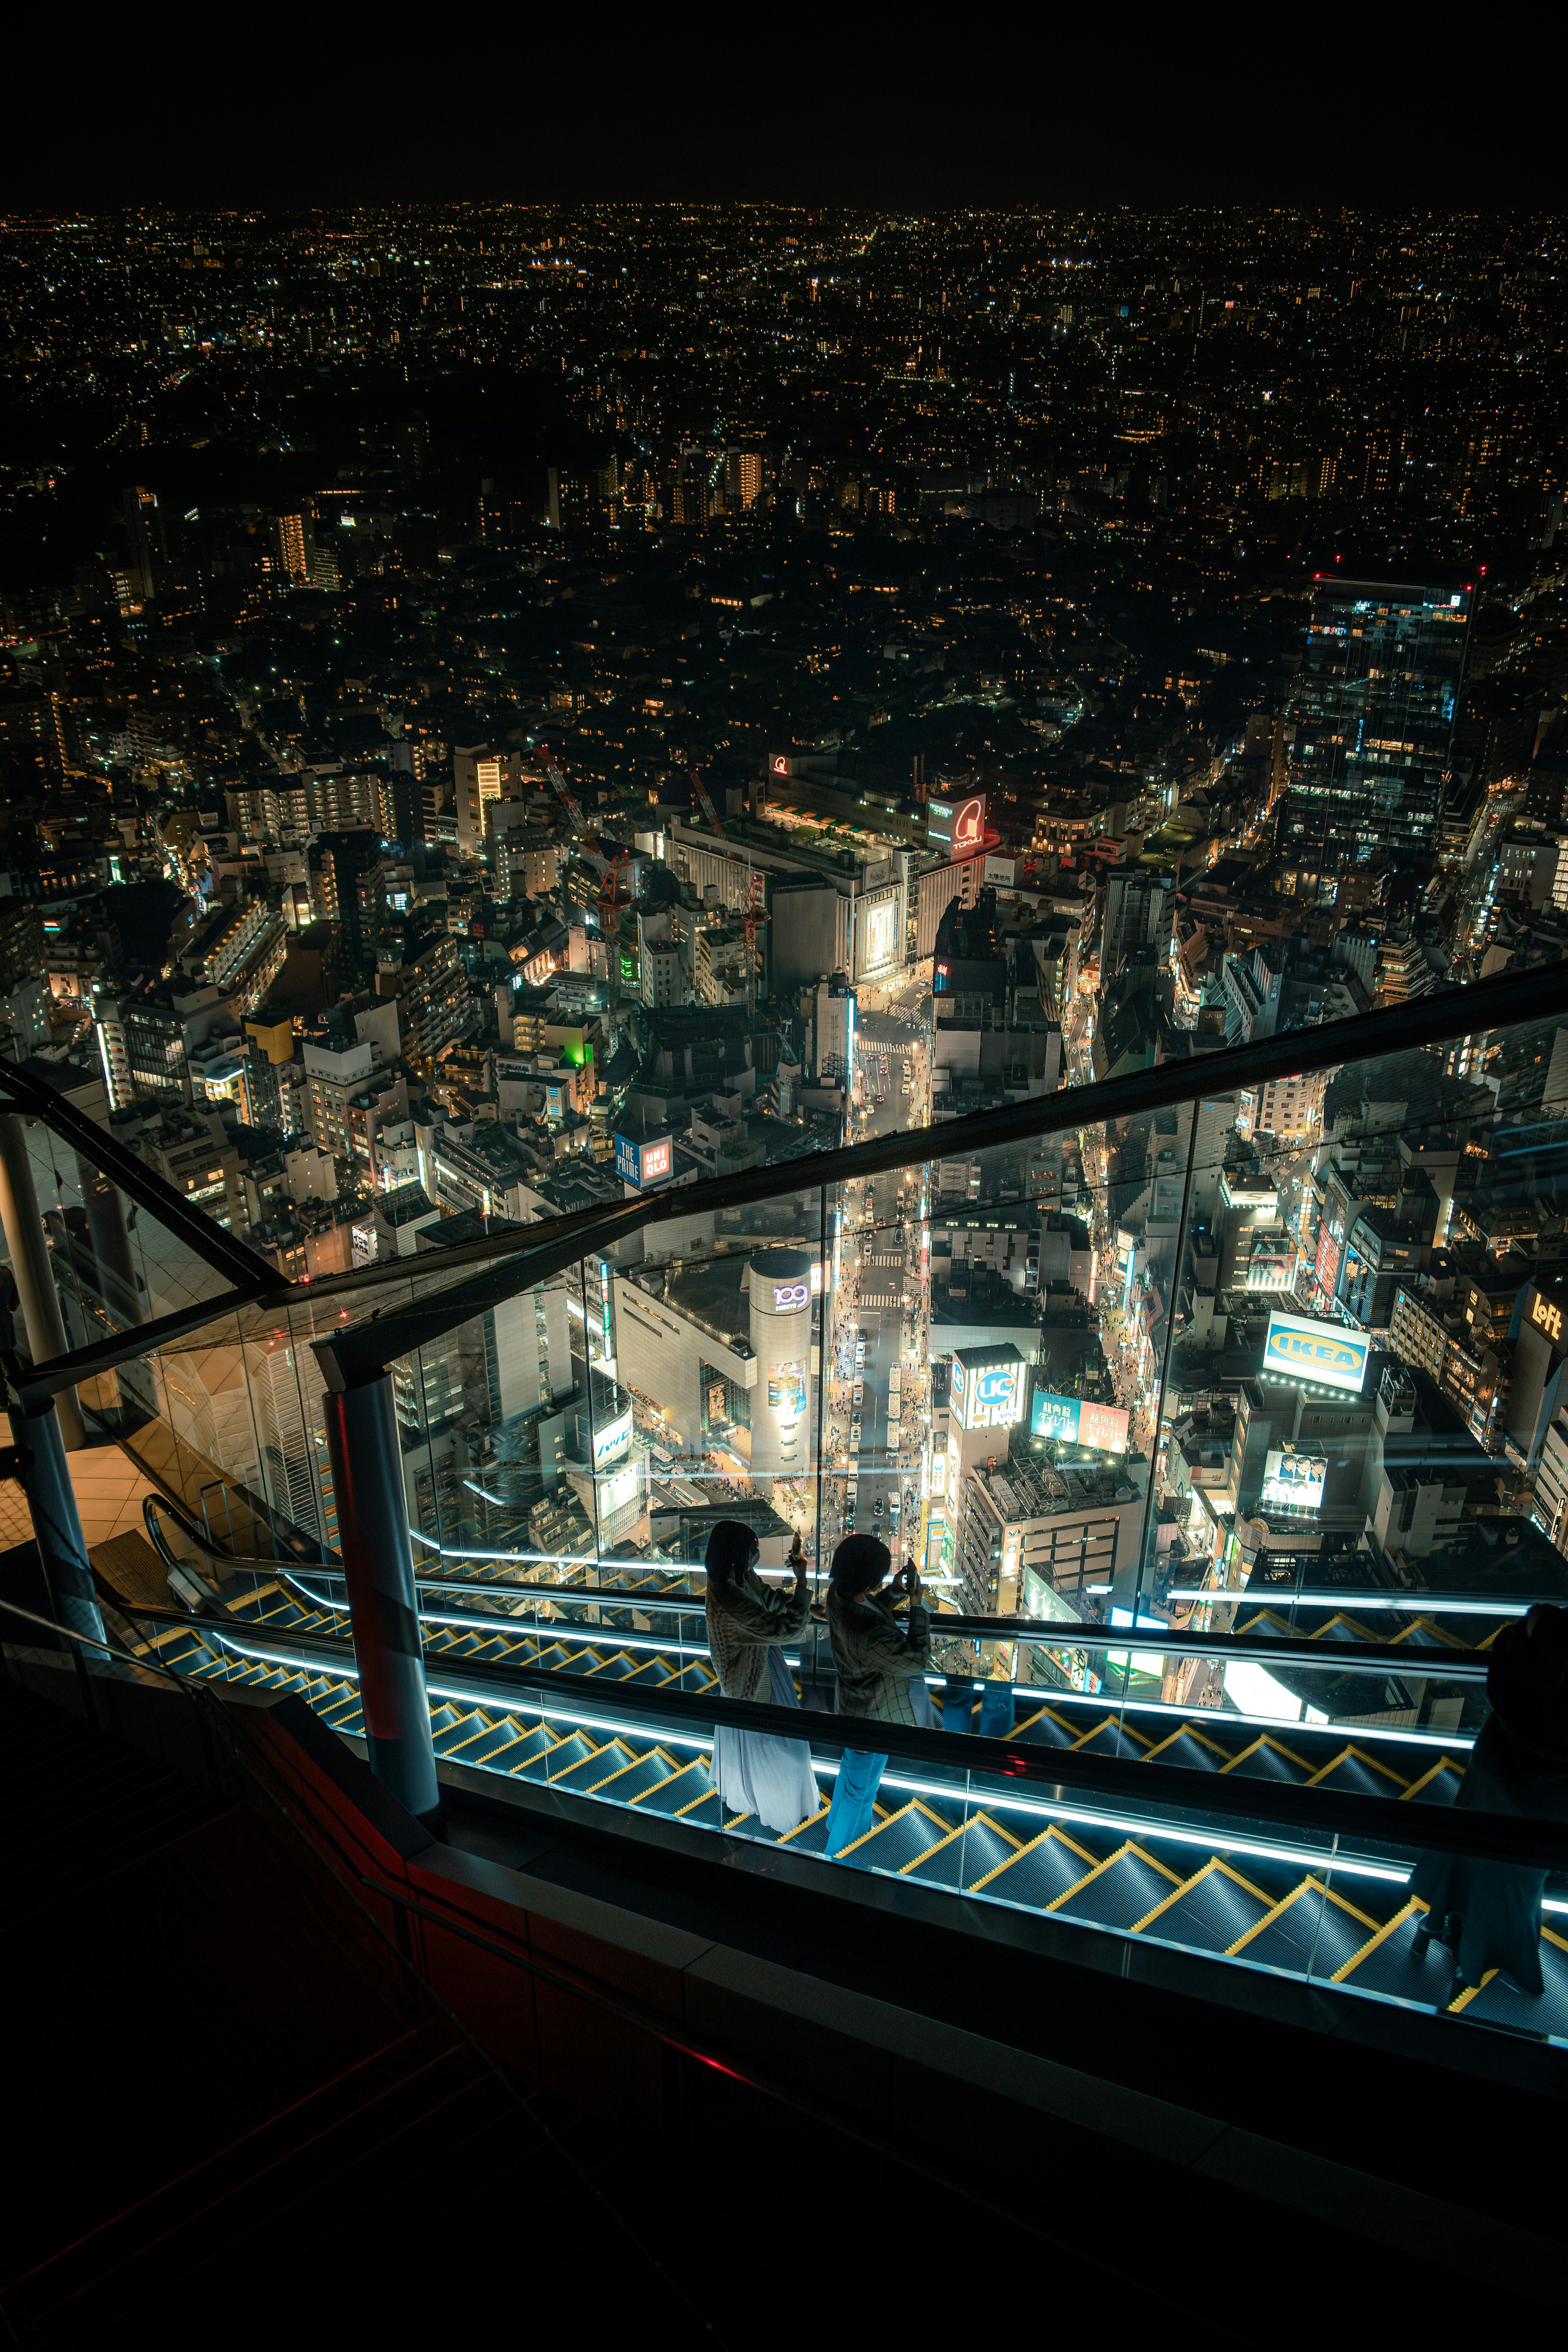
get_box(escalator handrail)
[124,1588,1568,1874]
[142,1498,1502,1682]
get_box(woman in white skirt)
[704,1521,820,1834]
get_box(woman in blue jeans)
[822,1534,933,1859]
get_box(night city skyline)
[1,71,1566,2345]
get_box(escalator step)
[1401,1758,1465,1807]
[1009,1707,1077,1749]
[1046,1842,1184,1931]
[903,1810,1021,1891]
[628,1757,710,1814]
[557,1739,640,1793]
[1130,1858,1274,1953]
[1226,1876,1385,1975]
[447,1717,535,1765]
[509,1731,596,1781]
[844,1800,953,1874]
[1448,1928,1568,2037]
[973,1823,1102,1908]
[1069,1717,1152,1760]
[588,1749,686,1804]
[1143,1728,1229,1772]
[1221,1737,1313,1784]
[1306,1747,1410,1797]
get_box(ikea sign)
[1262,1310,1370,1396]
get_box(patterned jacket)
[706,1568,811,1704]
[827,1587,931,1725]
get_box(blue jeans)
[824,1746,888,1858]
[940,1676,1016,1739]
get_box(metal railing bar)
[15,958,1568,1395]
[91,1592,1568,1870]
[142,1503,1500,1679]
[0,1058,288,1296]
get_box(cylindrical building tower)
[747,1247,813,1486]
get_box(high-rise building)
[122,485,166,601]
[1281,573,1472,868]
[308,831,387,972]
[453,744,530,857]
[272,506,316,585]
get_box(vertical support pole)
[7,1390,107,1660]
[319,1368,441,1824]
[0,1116,87,1450]
[74,1151,144,1330]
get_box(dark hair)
[705,1519,760,1584]
[831,1533,891,1594]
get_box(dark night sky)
[4,16,1559,214]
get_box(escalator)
[115,1500,1568,2045]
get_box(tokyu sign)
[929,792,987,855]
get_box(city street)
[818,1007,931,1570]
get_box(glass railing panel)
[914,1112,1170,1732]
[0,1105,241,1361]
[1101,1007,1568,1703]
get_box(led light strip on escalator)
[185,1622,1568,1906]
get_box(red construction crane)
[542,760,630,937]
[544,763,610,877]
[690,764,726,837]
[740,869,768,1019]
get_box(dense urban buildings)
[3,200,1568,1589]
[0,187,1565,2340]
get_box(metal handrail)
[113,1587,1568,1871]
[142,1497,1497,1679]
[13,955,1568,1401]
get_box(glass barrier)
[18,974,1568,2043]
[0,1104,242,1359]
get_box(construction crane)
[544,763,610,877]
[543,759,630,944]
[740,869,768,1022]
[690,764,726,838]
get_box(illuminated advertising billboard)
[614,1133,674,1189]
[1029,1388,1129,1452]
[1526,1283,1568,1355]
[1079,1398,1131,1452]
[1260,1447,1327,1515]
[928,792,988,856]
[768,1360,808,1417]
[1262,1310,1370,1395]
[862,898,898,974]
[1314,1226,1341,1298]
[952,1346,1025,1432]
[592,1406,634,1466]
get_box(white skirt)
[711,1646,821,1833]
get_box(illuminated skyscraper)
[272,505,316,584]
[1280,573,1473,877]
[121,484,165,601]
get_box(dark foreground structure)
[1,964,1565,2344]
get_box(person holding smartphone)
[705,1521,818,1835]
[821,1535,933,1861]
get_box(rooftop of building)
[661,1254,754,1347]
